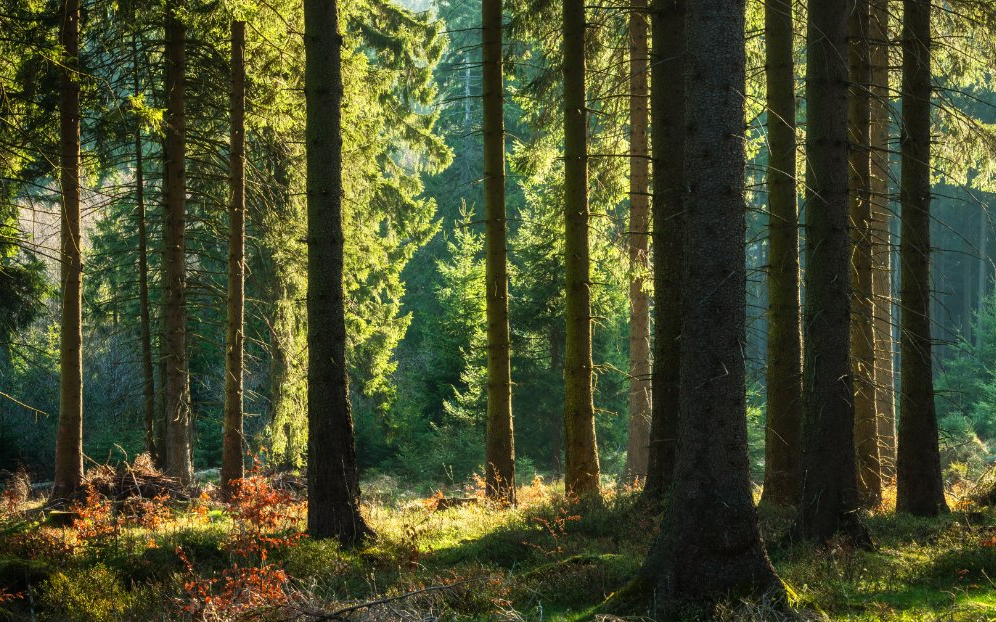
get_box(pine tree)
[562,0,600,497]
[304,0,372,544]
[896,0,948,517]
[760,0,802,507]
[52,0,84,501]
[221,19,247,497]
[794,0,871,545]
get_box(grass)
[1,475,995,621]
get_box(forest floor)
[1,470,996,621]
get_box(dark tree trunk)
[562,0,600,497]
[52,0,84,501]
[624,0,651,482]
[303,0,372,544]
[760,0,802,507]
[132,25,156,463]
[794,0,872,546]
[896,0,948,517]
[848,0,882,507]
[163,0,193,485]
[222,20,247,498]
[869,0,896,481]
[638,0,783,607]
[642,0,683,504]
[482,0,516,505]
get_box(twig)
[302,579,482,621]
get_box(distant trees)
[52,0,84,501]
[303,0,371,544]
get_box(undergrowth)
[0,467,995,621]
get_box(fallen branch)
[299,579,481,621]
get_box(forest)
[3,0,996,619]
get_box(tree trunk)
[132,25,156,464]
[52,0,84,501]
[979,205,989,349]
[638,0,783,605]
[303,0,372,544]
[869,0,896,481]
[794,0,871,546]
[163,0,193,486]
[896,0,948,517]
[482,0,516,505]
[222,20,247,498]
[641,0,683,504]
[848,0,882,507]
[624,0,651,483]
[760,0,802,507]
[562,0,600,497]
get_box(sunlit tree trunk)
[896,0,948,517]
[624,0,651,483]
[848,0,882,507]
[52,0,84,501]
[304,0,372,544]
[163,0,193,485]
[794,0,872,546]
[869,0,896,481]
[642,0,683,504]
[638,0,783,606]
[222,20,247,497]
[760,0,802,507]
[562,0,600,497]
[482,0,516,505]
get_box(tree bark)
[869,0,896,481]
[132,25,156,464]
[794,0,871,546]
[624,0,651,483]
[848,0,882,507]
[222,20,247,498]
[163,0,193,486]
[760,0,802,507]
[304,0,372,544]
[641,0,683,504]
[638,0,783,606]
[482,0,516,505]
[52,0,84,501]
[562,0,600,497]
[896,0,948,517]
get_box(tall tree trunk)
[624,0,652,483]
[133,26,156,463]
[303,0,372,544]
[896,0,948,517]
[163,0,193,485]
[52,0,84,501]
[222,20,247,497]
[760,0,802,507]
[641,0,683,504]
[638,0,782,605]
[794,0,871,546]
[562,0,600,497]
[849,0,882,507]
[482,0,516,505]
[979,205,989,349]
[869,0,896,481]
